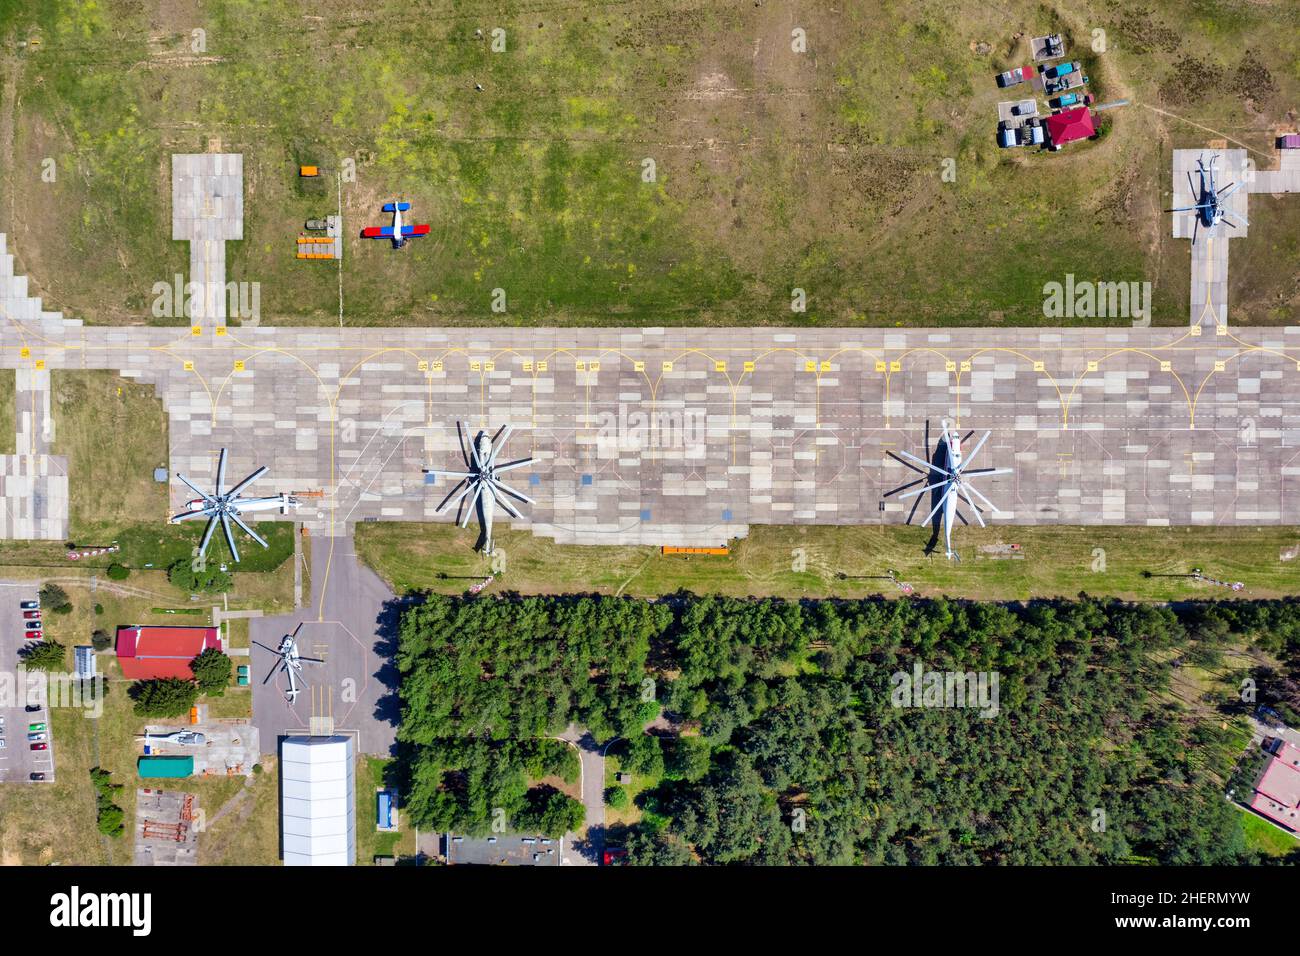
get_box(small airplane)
[361,201,430,249]
[1167,153,1246,245]
[884,420,1013,562]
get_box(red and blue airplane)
[361,201,430,248]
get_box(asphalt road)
[250,535,401,757]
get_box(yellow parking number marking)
[233,360,246,372]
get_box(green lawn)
[356,521,1300,602]
[0,369,14,455]
[2,1,1297,328]
[1238,807,1300,858]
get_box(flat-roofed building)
[1249,739,1300,832]
[280,735,355,866]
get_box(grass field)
[0,369,14,455]
[1239,806,1300,857]
[0,1,1296,328]
[355,521,1300,602]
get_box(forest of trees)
[395,592,1300,864]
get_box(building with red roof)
[115,625,222,680]
[1045,106,1096,150]
[1248,739,1300,832]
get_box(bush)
[90,767,125,838]
[93,603,104,615]
[605,785,630,810]
[105,563,130,581]
[167,559,232,594]
[131,677,199,718]
[91,629,112,651]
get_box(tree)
[131,677,199,717]
[91,629,113,651]
[39,582,72,615]
[167,559,232,594]
[622,733,665,779]
[21,640,67,672]
[605,785,630,810]
[625,825,694,866]
[515,786,584,837]
[190,647,232,696]
[106,563,130,581]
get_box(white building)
[280,735,356,866]
[73,645,96,679]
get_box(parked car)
[1042,60,1079,80]
[1050,92,1093,110]
[28,722,45,732]
[30,742,47,751]
[27,733,45,743]
[29,773,46,781]
[0,716,5,728]
[22,610,40,620]
[24,704,42,713]
[0,739,6,750]
[24,630,41,640]
[24,620,42,631]
[19,599,39,610]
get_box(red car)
[30,742,47,751]
[24,630,41,640]
[22,610,40,619]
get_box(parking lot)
[0,580,56,785]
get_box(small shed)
[138,755,195,779]
[74,645,97,679]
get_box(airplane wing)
[382,202,412,212]
[361,226,395,238]
[400,224,430,237]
